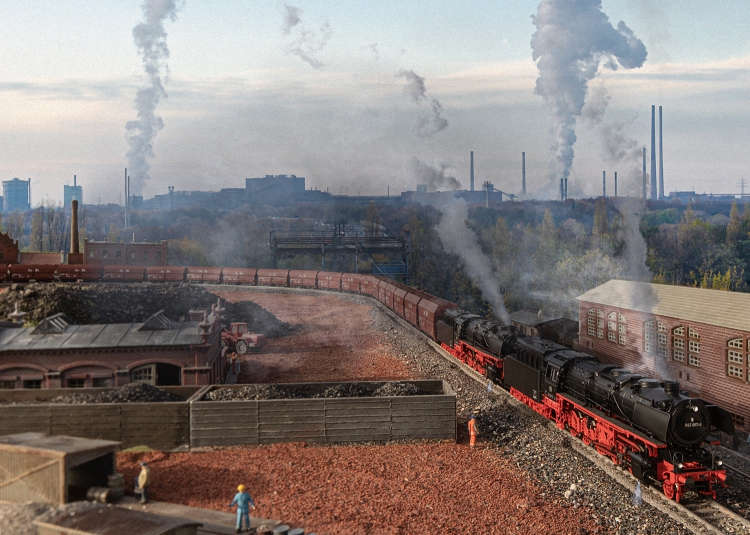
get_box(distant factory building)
[83,239,168,266]
[245,174,306,205]
[578,280,750,439]
[2,178,31,212]
[63,175,83,208]
[0,309,225,389]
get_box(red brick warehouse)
[0,310,224,390]
[577,280,750,438]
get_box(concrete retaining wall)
[190,380,456,448]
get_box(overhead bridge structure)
[269,227,410,282]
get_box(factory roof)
[577,279,750,332]
[34,504,201,535]
[0,311,204,352]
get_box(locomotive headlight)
[677,463,684,469]
[716,459,723,467]
[692,405,699,412]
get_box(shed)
[34,504,201,535]
[0,433,120,504]
[509,310,578,346]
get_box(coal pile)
[48,383,183,404]
[0,283,293,337]
[204,384,309,401]
[315,382,372,398]
[373,381,422,396]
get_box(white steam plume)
[396,70,448,137]
[282,4,331,69]
[531,0,647,191]
[431,196,511,324]
[410,158,461,192]
[125,0,179,196]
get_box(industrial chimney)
[522,152,526,195]
[659,105,664,199]
[68,199,84,264]
[602,171,606,197]
[650,105,657,200]
[470,151,474,192]
[642,147,647,199]
[614,172,618,197]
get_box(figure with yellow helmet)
[229,484,256,533]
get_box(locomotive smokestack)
[659,105,664,199]
[642,147,647,198]
[650,105,657,200]
[470,150,474,192]
[522,152,526,195]
[70,200,80,254]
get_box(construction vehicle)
[221,322,267,354]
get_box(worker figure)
[230,352,238,374]
[468,412,480,448]
[137,462,151,504]
[229,484,256,533]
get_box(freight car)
[436,308,735,502]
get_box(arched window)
[673,326,685,362]
[643,320,655,353]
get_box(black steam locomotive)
[436,308,735,502]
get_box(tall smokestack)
[614,172,618,197]
[470,151,474,192]
[650,105,657,200]
[659,105,664,199]
[642,147,647,198]
[560,178,564,201]
[70,200,80,254]
[74,174,77,187]
[564,178,567,200]
[602,171,606,197]
[522,152,526,195]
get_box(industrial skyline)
[2,1,750,206]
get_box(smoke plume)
[125,0,179,196]
[431,196,511,324]
[282,4,331,69]
[410,158,461,192]
[396,70,448,137]
[531,0,646,190]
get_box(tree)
[30,207,44,252]
[592,199,609,241]
[727,200,743,245]
[106,223,120,243]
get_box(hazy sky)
[2,0,750,205]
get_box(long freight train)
[2,264,736,502]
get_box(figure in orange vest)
[468,412,480,448]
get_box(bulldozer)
[221,322,267,354]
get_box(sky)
[2,0,750,206]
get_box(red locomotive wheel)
[663,481,676,500]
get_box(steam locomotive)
[436,308,735,503]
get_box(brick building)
[0,309,224,389]
[83,239,167,266]
[0,233,19,263]
[577,280,750,437]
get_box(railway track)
[425,337,750,535]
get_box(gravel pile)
[315,382,372,398]
[0,283,293,337]
[48,383,183,404]
[204,384,309,401]
[372,381,422,396]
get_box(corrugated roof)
[576,280,750,332]
[34,504,201,535]
[0,319,202,352]
[509,310,549,327]
[0,433,120,456]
